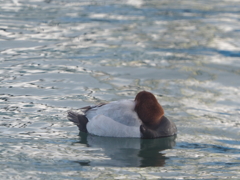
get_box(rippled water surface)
[0,0,240,179]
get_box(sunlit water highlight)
[0,0,240,179]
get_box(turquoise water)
[0,0,240,179]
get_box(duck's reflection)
[74,132,176,167]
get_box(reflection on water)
[74,132,176,167]
[0,0,240,179]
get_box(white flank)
[85,99,141,137]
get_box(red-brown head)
[134,91,164,125]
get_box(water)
[0,0,240,179]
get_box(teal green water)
[0,0,240,179]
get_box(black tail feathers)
[67,111,88,133]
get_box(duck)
[67,91,177,138]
